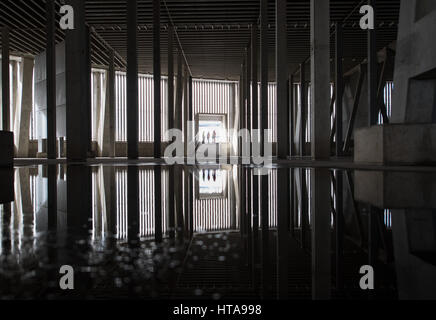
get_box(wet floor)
[0,164,435,300]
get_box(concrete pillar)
[310,0,331,160]
[92,72,102,154]
[299,63,306,157]
[176,50,183,133]
[168,26,175,239]
[2,28,10,132]
[335,22,344,156]
[127,0,139,159]
[246,45,252,155]
[65,0,91,161]
[46,0,57,159]
[153,0,161,158]
[276,0,289,299]
[310,168,331,299]
[260,0,270,297]
[105,49,116,157]
[276,0,289,159]
[392,0,436,123]
[183,67,188,157]
[251,27,259,243]
[368,0,378,126]
[15,57,34,157]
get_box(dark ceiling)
[0,0,401,80]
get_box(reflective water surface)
[0,164,435,299]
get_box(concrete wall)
[392,0,436,124]
[34,41,66,141]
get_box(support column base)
[0,131,13,166]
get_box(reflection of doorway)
[196,168,228,200]
[196,114,227,145]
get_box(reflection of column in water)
[310,168,331,300]
[154,166,162,243]
[277,167,290,299]
[127,166,139,243]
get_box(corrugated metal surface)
[115,72,168,142]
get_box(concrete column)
[16,57,34,157]
[276,0,289,159]
[168,26,175,135]
[168,26,175,239]
[260,0,270,297]
[275,0,289,300]
[65,0,91,161]
[335,22,344,156]
[2,28,10,132]
[183,68,188,157]
[246,45,252,155]
[188,76,194,159]
[289,76,294,156]
[46,0,57,159]
[299,63,306,157]
[251,27,259,241]
[153,0,161,158]
[127,0,139,159]
[176,50,183,133]
[368,0,378,126]
[310,0,331,160]
[106,49,116,157]
[310,168,331,299]
[260,0,268,152]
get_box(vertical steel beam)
[368,0,378,126]
[108,49,116,157]
[46,0,57,159]
[65,0,90,161]
[153,0,161,158]
[2,28,10,131]
[335,22,344,157]
[310,0,331,160]
[127,0,139,159]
